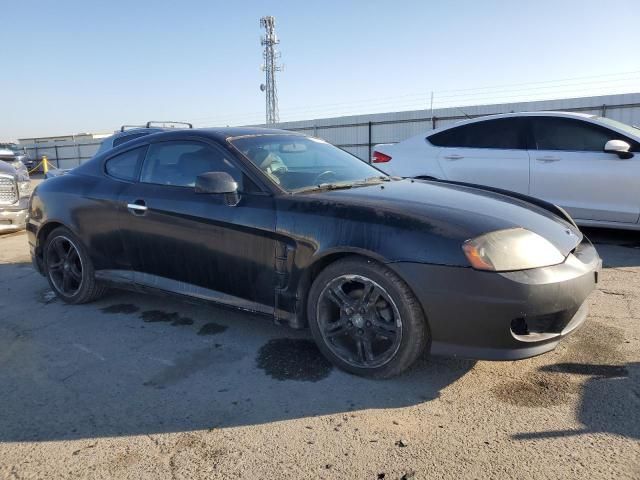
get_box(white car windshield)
[230,134,389,192]
[595,116,640,138]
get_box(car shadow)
[583,227,640,268]
[513,361,640,441]
[0,261,475,443]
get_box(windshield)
[594,116,640,137]
[0,144,24,154]
[230,134,387,192]
[0,143,22,153]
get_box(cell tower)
[260,16,282,126]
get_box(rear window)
[105,146,147,181]
[113,132,150,148]
[428,118,524,150]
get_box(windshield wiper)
[360,176,391,183]
[292,182,353,194]
[317,182,356,191]
[293,176,392,194]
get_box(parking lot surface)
[0,229,638,479]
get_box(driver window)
[531,118,615,152]
[140,141,241,188]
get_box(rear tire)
[43,226,107,304]
[307,256,429,378]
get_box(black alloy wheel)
[44,227,107,304]
[308,257,429,378]
[317,274,402,369]
[46,235,83,297]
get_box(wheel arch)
[34,220,74,264]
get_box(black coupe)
[27,128,601,377]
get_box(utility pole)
[260,16,282,126]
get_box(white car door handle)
[127,201,148,215]
[536,156,561,163]
[443,154,464,160]
[127,203,147,211]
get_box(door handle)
[443,154,464,160]
[536,156,561,163]
[127,200,148,215]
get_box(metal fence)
[19,93,640,166]
[274,93,640,161]
[22,141,102,170]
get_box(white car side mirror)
[604,139,634,159]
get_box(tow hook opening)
[510,309,577,342]
[511,318,529,336]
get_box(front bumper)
[0,205,28,233]
[391,238,601,360]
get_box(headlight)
[18,181,31,197]
[462,227,565,271]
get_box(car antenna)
[455,106,472,120]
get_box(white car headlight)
[462,227,565,272]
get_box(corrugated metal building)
[17,93,640,167]
[274,92,640,160]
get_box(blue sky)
[1,0,639,140]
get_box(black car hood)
[317,179,582,257]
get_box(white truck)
[0,148,31,232]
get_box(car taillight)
[372,151,392,163]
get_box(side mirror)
[195,171,240,206]
[604,139,634,159]
[195,171,238,194]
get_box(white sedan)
[372,111,640,230]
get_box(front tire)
[307,256,429,378]
[43,227,107,304]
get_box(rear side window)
[112,132,150,148]
[105,146,147,181]
[531,117,619,151]
[140,141,242,188]
[428,118,524,149]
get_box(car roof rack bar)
[145,121,193,129]
[120,125,145,132]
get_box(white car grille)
[0,175,18,205]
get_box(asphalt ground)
[0,227,638,479]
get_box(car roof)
[111,127,166,138]
[110,126,299,144]
[197,127,303,140]
[138,127,303,143]
[436,111,598,132]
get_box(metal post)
[429,91,434,127]
[601,104,607,117]
[368,121,372,163]
[54,145,59,168]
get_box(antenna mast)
[260,16,282,126]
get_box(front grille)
[0,175,18,205]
